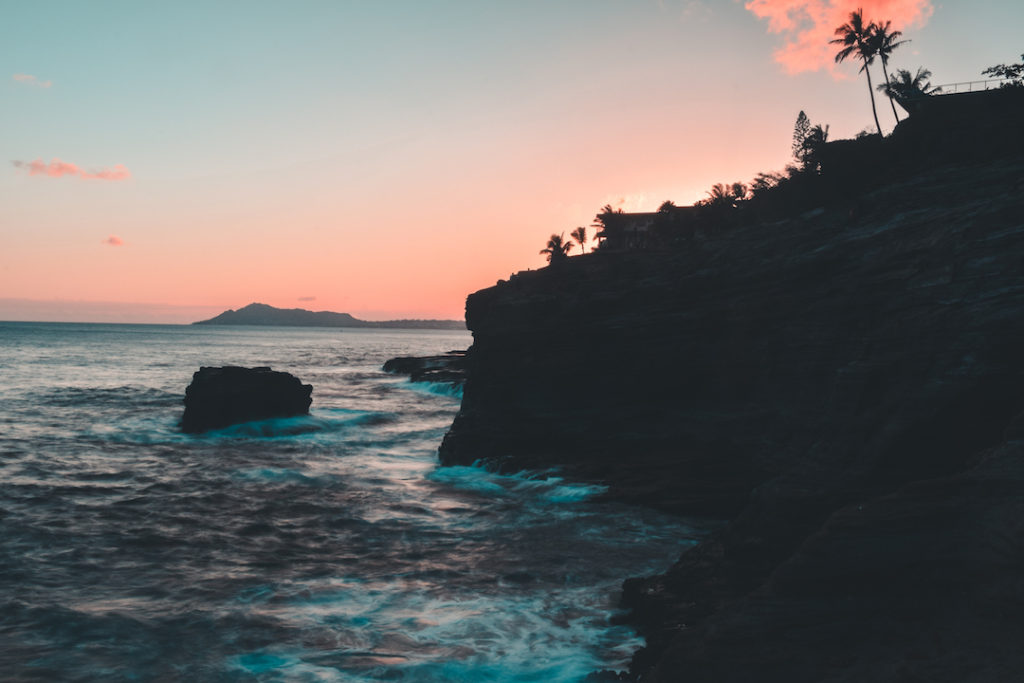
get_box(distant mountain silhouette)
[193,303,465,330]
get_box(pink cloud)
[103,235,124,247]
[12,158,131,181]
[13,73,52,88]
[745,0,933,75]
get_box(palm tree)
[539,233,572,264]
[831,9,882,136]
[751,171,785,195]
[878,66,940,102]
[703,182,747,209]
[570,226,587,254]
[870,20,909,123]
[591,204,623,243]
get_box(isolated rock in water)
[181,366,312,433]
[382,351,467,387]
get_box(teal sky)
[3,1,1022,322]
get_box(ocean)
[0,322,699,681]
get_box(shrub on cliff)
[983,52,1024,87]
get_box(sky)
[2,0,1021,323]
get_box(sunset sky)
[3,1,1021,322]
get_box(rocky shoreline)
[437,144,1024,680]
[382,351,467,390]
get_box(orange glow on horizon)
[5,2,1016,323]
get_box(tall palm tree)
[539,233,572,264]
[870,20,909,124]
[570,226,587,254]
[831,9,882,136]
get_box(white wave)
[428,464,608,504]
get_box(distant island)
[193,303,465,330]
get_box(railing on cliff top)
[933,78,1013,94]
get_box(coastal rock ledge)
[180,366,312,433]
[438,150,1024,678]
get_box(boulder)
[180,366,312,433]
[382,351,467,388]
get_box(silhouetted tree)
[832,9,882,136]
[701,182,747,209]
[540,233,572,264]
[570,226,588,254]
[803,124,829,172]
[591,204,623,243]
[982,53,1024,87]
[652,201,683,246]
[751,171,785,196]
[879,67,940,103]
[792,112,829,172]
[870,20,909,123]
[792,111,811,160]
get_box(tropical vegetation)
[831,9,885,136]
[869,20,909,124]
[792,110,829,172]
[532,26,1023,260]
[539,233,573,265]
[570,226,588,254]
[700,182,748,210]
[982,53,1024,87]
[878,67,940,103]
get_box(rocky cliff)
[439,144,1024,678]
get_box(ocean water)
[0,322,700,681]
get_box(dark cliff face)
[439,154,1024,679]
[443,156,1024,515]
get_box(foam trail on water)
[429,463,609,503]
[0,323,699,681]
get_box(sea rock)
[180,366,312,433]
[382,351,467,388]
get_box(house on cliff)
[596,205,700,250]
[595,212,657,250]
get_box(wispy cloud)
[745,0,933,75]
[12,158,131,181]
[298,296,317,302]
[13,73,52,88]
[103,235,124,247]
